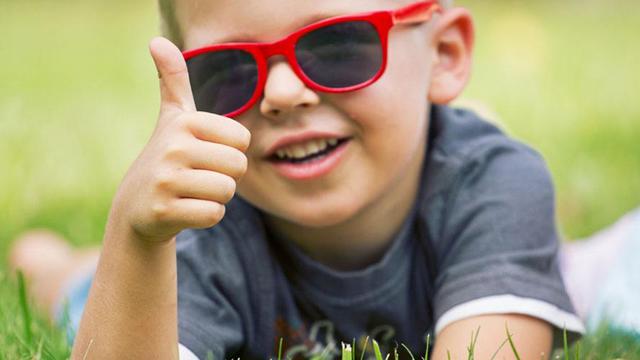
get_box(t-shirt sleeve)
[176,228,246,360]
[431,140,584,345]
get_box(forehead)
[176,0,405,50]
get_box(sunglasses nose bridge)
[260,37,293,61]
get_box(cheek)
[338,36,432,183]
[385,28,432,101]
[335,31,432,128]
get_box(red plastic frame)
[182,0,442,117]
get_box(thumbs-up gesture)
[110,37,251,244]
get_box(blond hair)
[158,0,183,49]
[158,0,453,50]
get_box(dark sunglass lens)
[295,21,383,89]
[186,50,258,115]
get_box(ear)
[427,8,474,105]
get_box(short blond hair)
[158,0,183,49]
[158,0,453,50]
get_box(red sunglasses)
[182,1,442,118]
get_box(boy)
[11,0,586,358]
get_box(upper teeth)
[275,138,339,160]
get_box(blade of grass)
[17,270,33,347]
[467,326,480,360]
[360,336,370,360]
[34,338,44,360]
[505,324,521,360]
[574,341,580,360]
[401,344,416,360]
[563,327,569,360]
[278,338,283,360]
[488,338,509,360]
[373,340,384,360]
[310,345,332,360]
[353,338,356,360]
[82,338,94,360]
[423,334,431,360]
[342,343,353,360]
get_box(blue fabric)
[55,272,93,345]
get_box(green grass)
[0,271,71,359]
[0,0,639,358]
[275,327,637,360]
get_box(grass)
[272,326,639,360]
[0,271,70,359]
[0,0,639,358]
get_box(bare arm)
[432,314,553,359]
[70,37,250,359]
[70,222,179,359]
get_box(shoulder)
[420,105,553,206]
[419,105,558,246]
[428,105,547,181]
[419,106,584,344]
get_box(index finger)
[187,112,252,152]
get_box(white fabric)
[179,343,200,360]
[435,295,586,335]
[559,208,640,319]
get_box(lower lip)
[269,140,350,181]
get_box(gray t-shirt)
[176,104,583,359]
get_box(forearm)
[432,314,552,359]
[68,37,250,359]
[71,216,178,359]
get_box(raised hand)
[110,37,251,244]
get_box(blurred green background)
[2,0,639,257]
[0,0,639,252]
[0,0,639,357]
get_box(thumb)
[149,36,196,112]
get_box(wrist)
[105,208,177,248]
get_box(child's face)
[178,0,443,228]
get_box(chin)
[272,197,363,228]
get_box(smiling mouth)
[268,137,351,164]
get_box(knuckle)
[154,170,174,191]
[196,110,216,119]
[164,143,188,161]
[184,111,204,128]
[150,202,170,222]
[164,65,188,79]
[192,111,222,134]
[176,111,199,130]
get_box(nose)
[259,58,320,120]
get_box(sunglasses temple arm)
[392,0,442,25]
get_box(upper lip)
[264,131,348,158]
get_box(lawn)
[0,0,639,358]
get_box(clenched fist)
[110,37,251,244]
